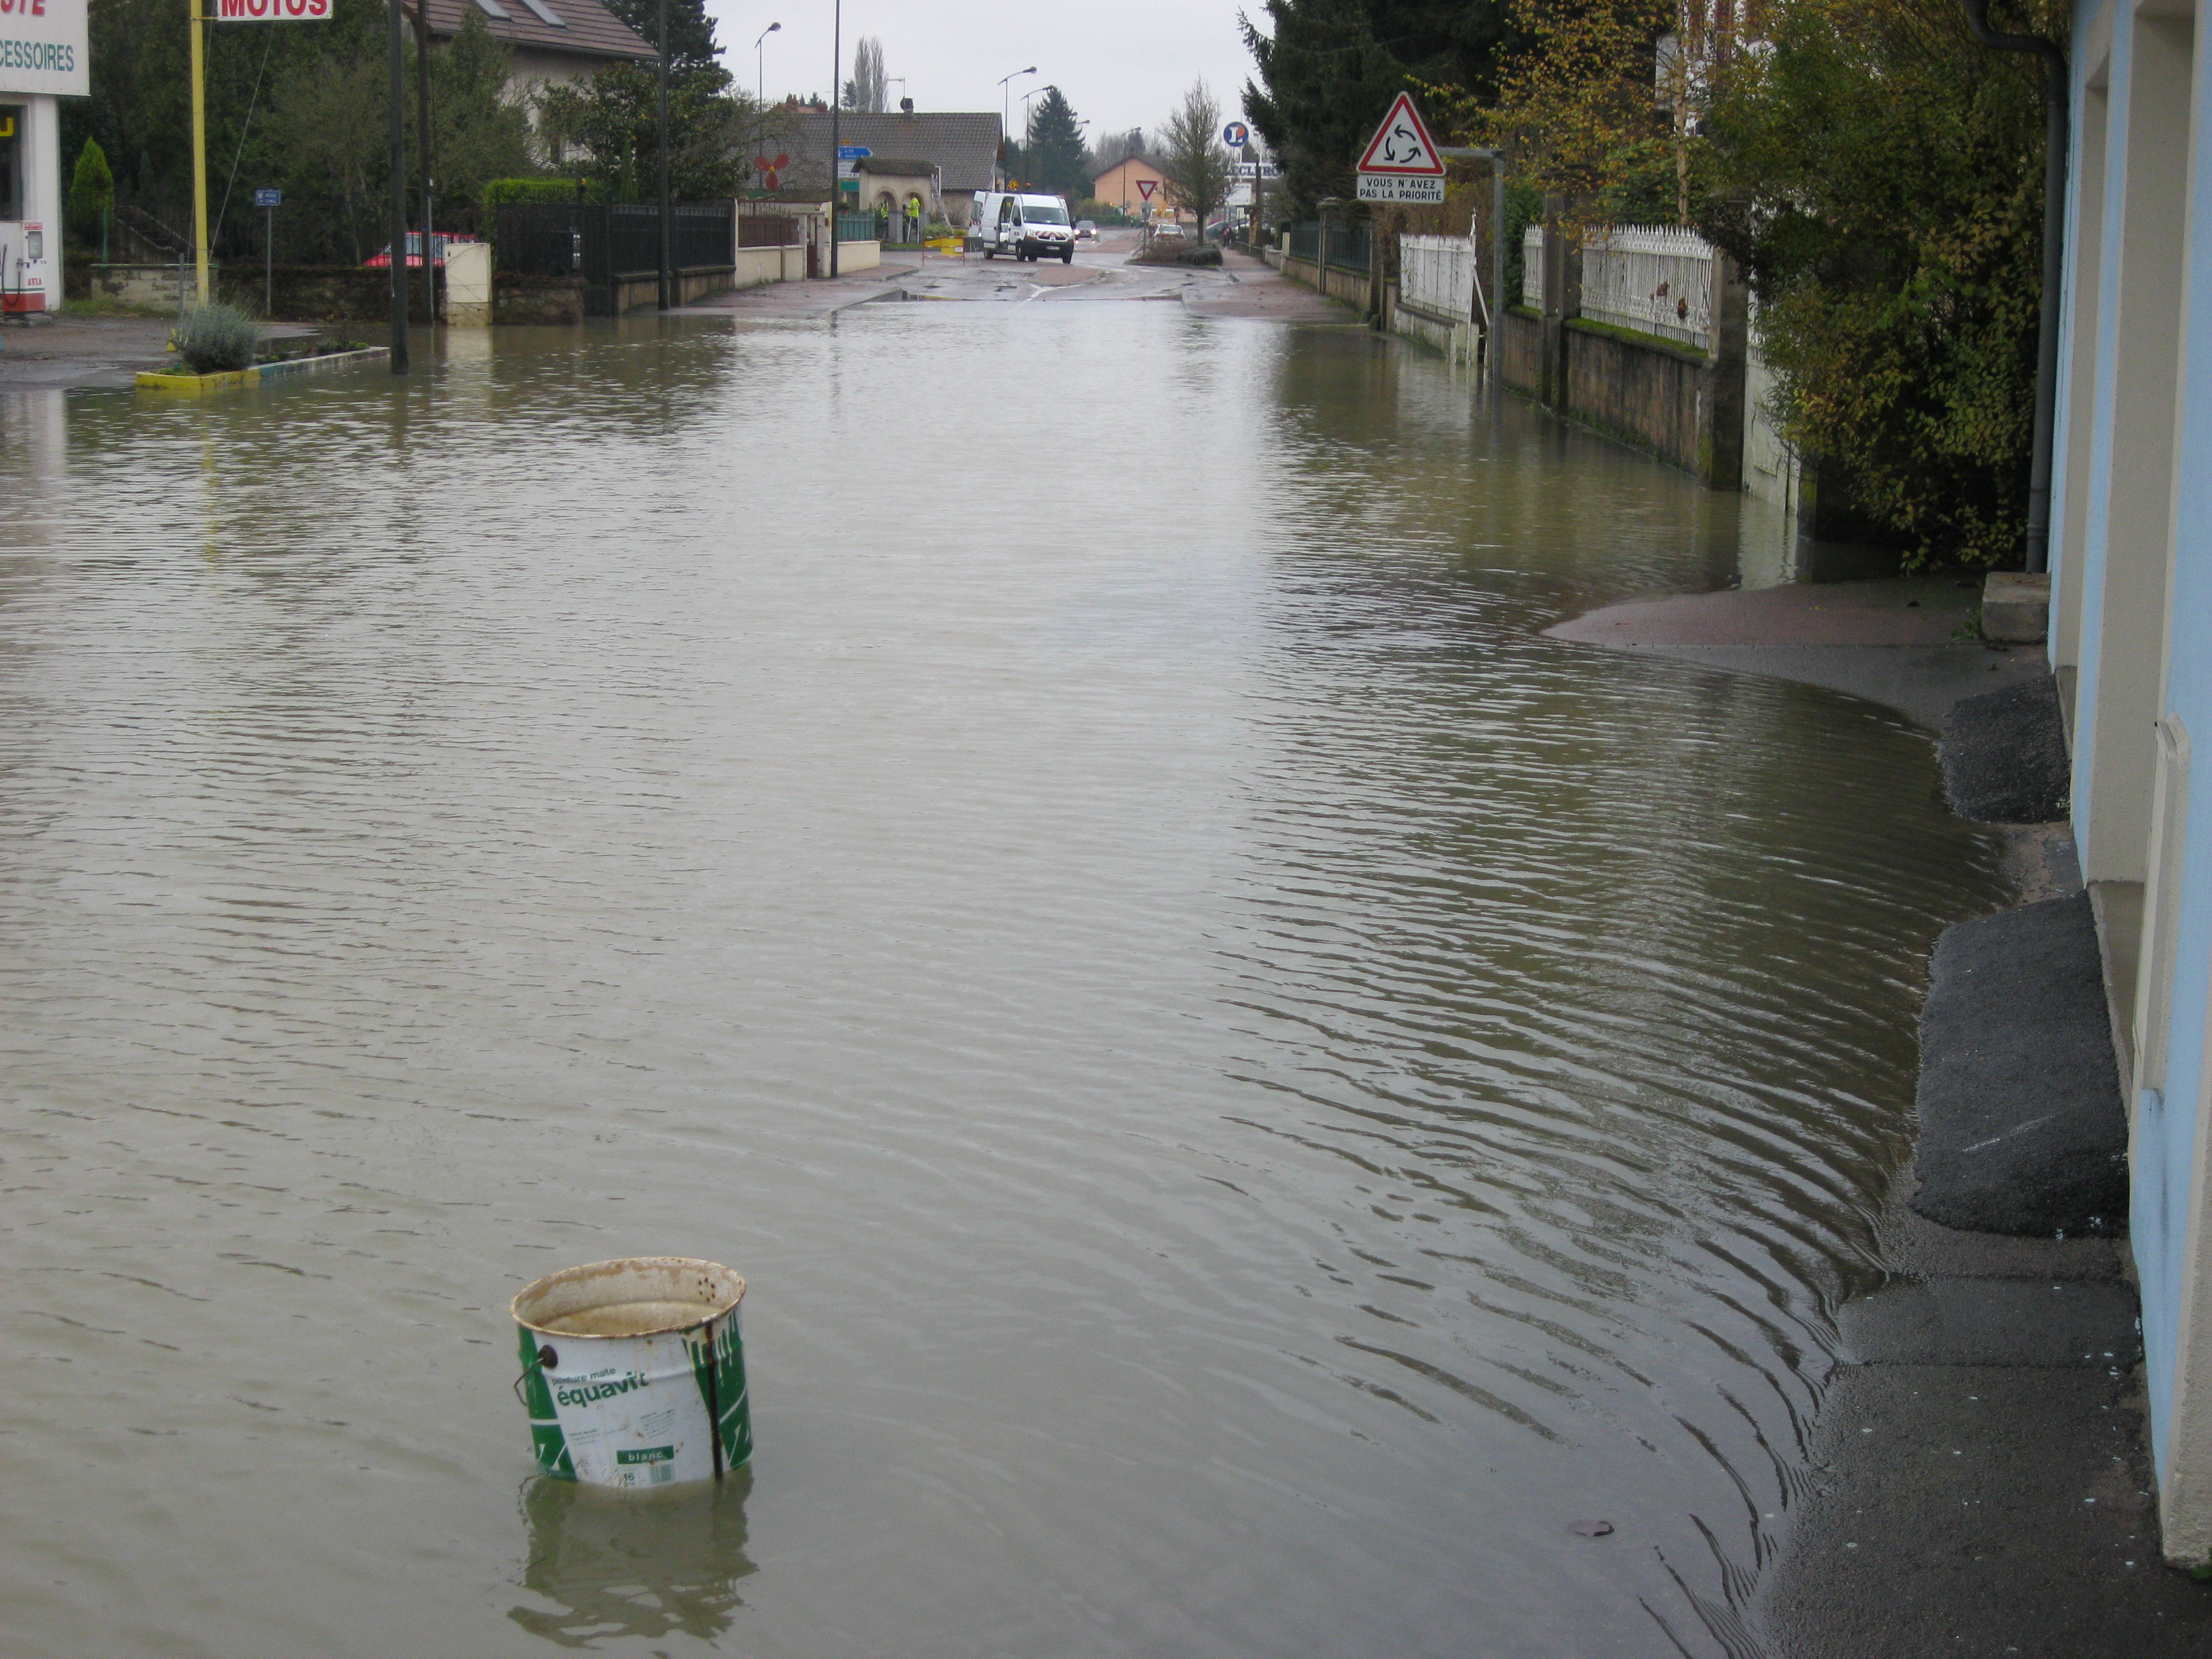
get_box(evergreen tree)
[69,138,114,252]
[600,0,721,73]
[1241,0,1521,213]
[1024,86,1090,201]
[536,65,755,202]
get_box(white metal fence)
[1521,224,1715,348]
[1583,227,1714,346]
[1398,233,1483,324]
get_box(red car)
[364,232,483,270]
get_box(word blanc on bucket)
[512,1257,750,1488]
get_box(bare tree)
[1158,81,1235,244]
[843,36,886,113]
[1084,127,1149,178]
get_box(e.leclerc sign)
[0,0,87,99]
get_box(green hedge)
[483,178,595,210]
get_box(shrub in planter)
[172,304,261,374]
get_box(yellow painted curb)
[135,347,390,397]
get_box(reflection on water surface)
[0,308,2005,1658]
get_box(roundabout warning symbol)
[1356,94,1446,203]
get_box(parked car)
[1075,220,1098,241]
[1149,220,1185,240]
[363,232,484,270]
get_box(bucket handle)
[514,1342,558,1410]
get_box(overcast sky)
[701,0,1265,151]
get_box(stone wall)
[221,267,444,324]
[1500,307,1543,393]
[86,262,209,310]
[81,262,444,322]
[1278,254,1370,312]
[1500,223,1746,491]
[1560,320,1712,477]
[495,275,586,325]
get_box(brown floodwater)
[0,306,2009,1657]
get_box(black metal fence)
[1329,222,1373,274]
[495,201,736,313]
[1288,220,1375,275]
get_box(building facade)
[414,0,657,144]
[791,112,1000,229]
[0,0,85,313]
[2053,0,2212,1562]
[1090,155,1168,217]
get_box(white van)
[967,192,1011,256]
[981,193,1076,264]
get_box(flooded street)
[0,298,2009,1657]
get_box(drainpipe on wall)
[1963,0,2068,575]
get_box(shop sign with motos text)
[1355,93,1444,204]
[0,0,87,98]
[212,0,331,20]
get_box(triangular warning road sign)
[1138,179,1158,200]
[1356,93,1445,175]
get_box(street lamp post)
[756,20,779,106]
[829,0,842,277]
[656,0,671,309]
[386,0,408,373]
[996,66,1034,186]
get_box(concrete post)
[1369,217,1384,327]
[1538,199,1579,413]
[1701,249,1749,491]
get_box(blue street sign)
[253,187,281,208]
[1222,122,1249,148]
[836,146,871,159]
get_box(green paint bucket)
[511,1256,750,1489]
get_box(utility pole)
[657,0,671,309]
[416,1,434,332]
[189,0,209,310]
[828,0,841,278]
[387,0,409,372]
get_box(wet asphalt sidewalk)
[1550,578,2212,1656]
[0,313,322,391]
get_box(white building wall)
[0,94,62,312]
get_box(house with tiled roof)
[791,110,1002,228]
[412,0,657,108]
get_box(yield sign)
[1356,93,1444,175]
[1137,179,1158,200]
